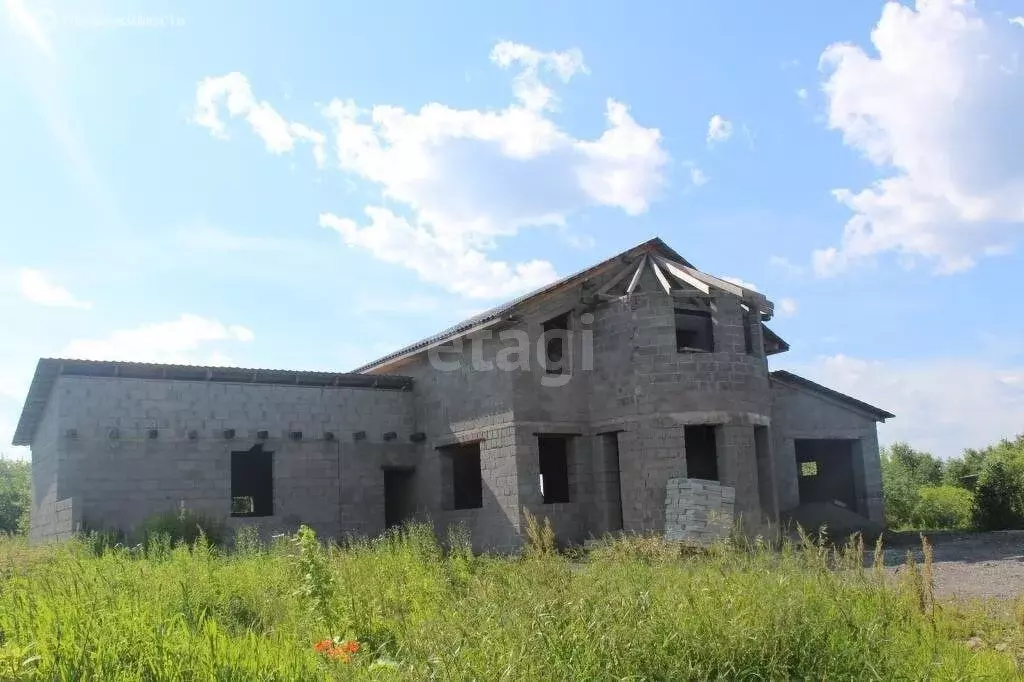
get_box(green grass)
[0,524,1020,680]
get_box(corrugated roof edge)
[354,236,694,373]
[770,369,895,422]
[12,358,414,446]
[761,325,790,355]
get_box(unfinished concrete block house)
[13,238,893,549]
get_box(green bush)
[881,436,1024,531]
[881,442,943,528]
[973,459,1024,530]
[0,458,30,535]
[910,485,974,529]
[139,507,225,547]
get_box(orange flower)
[314,637,360,662]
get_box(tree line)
[882,434,1024,530]
[0,457,30,534]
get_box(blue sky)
[2,0,1023,459]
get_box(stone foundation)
[664,478,734,543]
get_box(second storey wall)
[400,339,521,550]
[585,287,773,532]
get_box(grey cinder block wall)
[29,373,417,542]
[17,238,891,548]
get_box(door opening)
[384,468,416,529]
[600,432,624,531]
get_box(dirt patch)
[883,530,1024,601]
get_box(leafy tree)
[943,453,984,491]
[973,458,1024,531]
[0,457,31,534]
[911,485,974,530]
[886,442,943,485]
[881,442,944,528]
[880,436,1024,531]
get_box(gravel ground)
[883,530,1024,601]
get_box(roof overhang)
[356,236,786,374]
[356,237,695,373]
[770,369,894,422]
[762,325,790,355]
[12,358,414,446]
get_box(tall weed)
[0,525,1018,679]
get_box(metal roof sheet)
[12,358,413,446]
[354,237,694,372]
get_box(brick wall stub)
[664,478,735,544]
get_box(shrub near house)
[882,436,1024,531]
[0,458,30,535]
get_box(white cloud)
[785,353,1024,458]
[193,72,326,167]
[5,0,54,58]
[722,276,758,291]
[706,114,733,144]
[796,88,808,100]
[61,314,254,364]
[558,228,596,250]
[769,255,806,277]
[17,268,92,309]
[227,325,254,343]
[1010,17,1024,28]
[489,41,588,112]
[814,0,1024,276]
[320,209,557,299]
[198,43,669,299]
[777,297,798,317]
[575,99,669,215]
[689,166,709,187]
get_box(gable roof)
[12,358,413,446]
[355,236,781,373]
[770,370,894,422]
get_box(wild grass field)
[0,522,1021,680]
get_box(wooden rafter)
[595,257,641,298]
[651,254,711,294]
[625,255,648,294]
[649,258,674,295]
[653,254,773,316]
